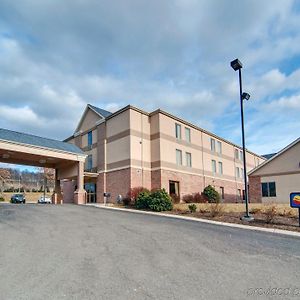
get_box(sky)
[0,0,300,171]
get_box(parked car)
[10,194,26,204]
[38,196,52,204]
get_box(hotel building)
[64,104,265,203]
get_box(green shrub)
[148,189,173,212]
[188,204,197,213]
[127,187,150,204]
[135,189,173,212]
[0,197,5,202]
[203,185,220,203]
[135,190,151,209]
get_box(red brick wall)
[151,169,244,203]
[96,173,105,203]
[62,180,75,203]
[105,168,131,203]
[249,176,262,203]
[96,167,250,204]
[151,170,161,190]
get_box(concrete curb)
[86,204,300,238]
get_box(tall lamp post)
[230,58,253,221]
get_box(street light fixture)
[230,58,253,221]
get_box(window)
[235,149,239,159]
[87,154,93,170]
[211,160,216,174]
[175,123,181,139]
[88,131,93,146]
[240,168,244,178]
[239,150,243,161]
[186,152,192,167]
[220,187,225,200]
[185,127,191,143]
[235,167,240,178]
[176,149,182,165]
[218,162,223,175]
[217,141,222,154]
[211,138,216,152]
[262,182,276,197]
[169,181,180,196]
[238,189,242,200]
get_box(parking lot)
[1,204,300,299]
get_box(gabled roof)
[249,137,300,176]
[74,104,112,134]
[88,104,112,118]
[262,153,277,160]
[0,128,84,155]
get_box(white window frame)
[217,141,222,154]
[211,138,216,152]
[176,149,182,165]
[212,159,216,174]
[236,167,240,178]
[218,161,223,175]
[175,123,182,140]
[185,127,191,143]
[186,152,192,167]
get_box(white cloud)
[0,0,299,154]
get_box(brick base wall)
[96,173,105,203]
[94,167,250,204]
[105,168,131,203]
[249,176,262,203]
[62,180,75,203]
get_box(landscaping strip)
[86,204,300,238]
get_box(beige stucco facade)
[64,104,265,203]
[249,138,300,204]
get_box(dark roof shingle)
[0,128,84,155]
[88,104,112,118]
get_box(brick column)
[249,175,262,203]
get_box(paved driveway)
[0,204,300,300]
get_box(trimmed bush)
[135,190,151,209]
[127,187,148,201]
[135,189,173,212]
[182,194,194,203]
[203,185,220,203]
[182,192,207,203]
[0,197,5,202]
[188,204,197,213]
[148,189,173,212]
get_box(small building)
[249,137,300,203]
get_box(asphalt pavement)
[0,204,300,300]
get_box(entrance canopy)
[0,128,87,204]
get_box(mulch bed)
[167,210,300,233]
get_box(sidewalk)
[86,204,300,238]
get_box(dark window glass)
[88,131,93,146]
[269,182,276,197]
[261,183,268,197]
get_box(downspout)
[200,131,205,190]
